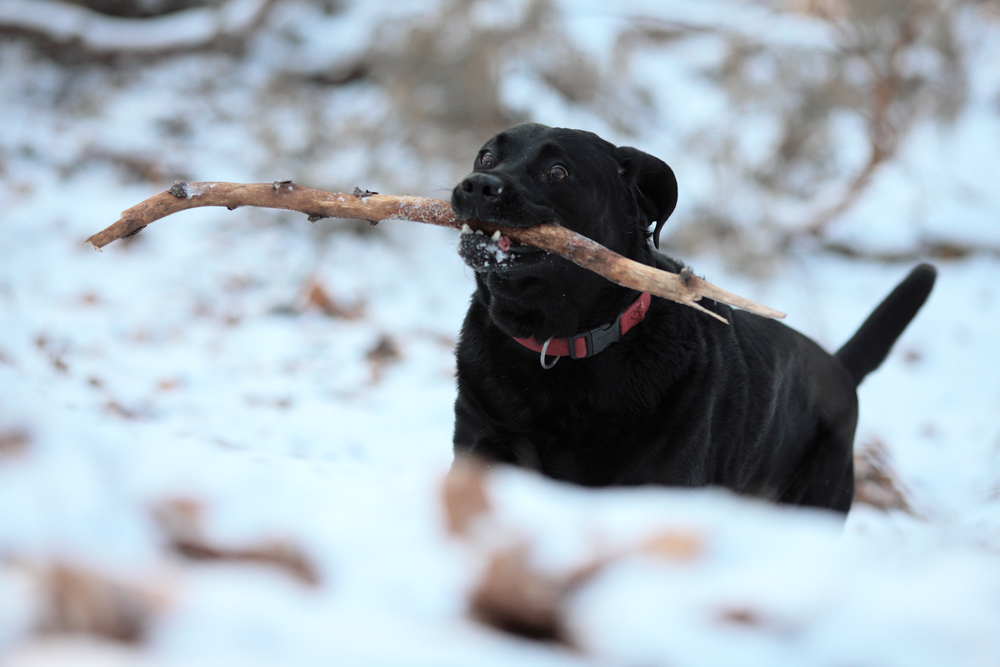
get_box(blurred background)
[1,1,999,664]
[6,0,999,263]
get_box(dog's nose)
[459,173,505,199]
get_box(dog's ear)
[616,146,678,249]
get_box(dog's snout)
[460,173,505,199]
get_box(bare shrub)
[361,0,615,171]
[617,0,985,263]
[65,0,217,17]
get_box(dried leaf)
[717,606,766,627]
[638,530,705,562]
[441,458,491,537]
[303,278,365,320]
[366,334,402,384]
[366,335,401,364]
[152,499,321,586]
[35,335,69,373]
[37,565,158,644]
[0,429,31,460]
[470,546,568,643]
[854,438,917,515]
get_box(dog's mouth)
[458,224,548,273]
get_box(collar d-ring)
[539,336,560,370]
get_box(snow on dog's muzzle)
[458,224,543,273]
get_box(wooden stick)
[86,181,785,323]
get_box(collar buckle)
[568,312,623,359]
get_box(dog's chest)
[492,361,654,479]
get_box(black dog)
[450,123,935,513]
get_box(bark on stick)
[87,181,785,323]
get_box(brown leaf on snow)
[717,606,766,627]
[366,334,403,384]
[79,291,102,306]
[0,429,31,460]
[468,534,704,645]
[156,378,181,392]
[303,278,366,319]
[470,545,570,644]
[638,530,705,562]
[36,564,160,644]
[175,538,320,587]
[854,438,918,515]
[450,464,705,646]
[152,499,321,587]
[103,401,143,420]
[441,457,492,537]
[366,334,401,364]
[34,335,69,373]
[715,604,801,637]
[151,498,203,545]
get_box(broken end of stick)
[686,274,786,321]
[761,306,786,320]
[85,230,112,250]
[689,299,729,325]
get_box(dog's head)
[451,123,677,339]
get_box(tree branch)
[87,181,785,323]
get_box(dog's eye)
[480,151,496,168]
[547,165,568,181]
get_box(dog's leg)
[777,423,857,513]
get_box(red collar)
[513,292,651,365]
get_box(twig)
[87,181,785,323]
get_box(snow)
[0,0,272,52]
[2,1,1000,665]
[181,181,214,199]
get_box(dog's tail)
[835,263,937,387]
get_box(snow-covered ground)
[1,1,999,665]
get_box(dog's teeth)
[491,231,502,241]
[475,229,484,235]
[461,224,471,234]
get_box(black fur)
[835,264,936,386]
[450,123,935,513]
